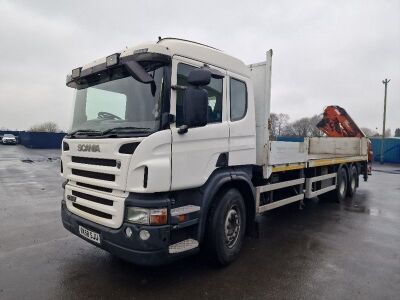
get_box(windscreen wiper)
[67,129,103,138]
[101,127,151,135]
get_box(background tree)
[395,128,400,137]
[287,117,312,137]
[360,127,379,137]
[29,121,60,133]
[375,129,392,137]
[308,114,323,137]
[269,113,290,139]
[284,114,323,137]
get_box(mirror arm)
[124,61,154,83]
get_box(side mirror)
[178,69,209,133]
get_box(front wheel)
[206,188,246,266]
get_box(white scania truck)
[61,38,369,266]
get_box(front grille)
[72,169,115,181]
[72,203,112,219]
[72,190,113,206]
[72,156,116,167]
[76,182,112,193]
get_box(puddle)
[344,203,381,216]
[367,207,380,216]
[20,157,60,164]
[372,169,400,175]
[21,159,34,163]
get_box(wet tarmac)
[0,145,399,300]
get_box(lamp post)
[380,79,390,164]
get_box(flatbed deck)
[268,137,368,173]
[270,155,368,173]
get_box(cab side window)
[176,63,223,126]
[230,78,247,121]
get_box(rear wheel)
[334,167,348,202]
[206,188,246,266]
[347,165,358,197]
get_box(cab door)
[227,72,256,166]
[170,56,229,190]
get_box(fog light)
[139,230,150,240]
[125,227,133,238]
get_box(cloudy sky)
[1,0,399,133]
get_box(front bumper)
[61,200,196,266]
[2,139,16,144]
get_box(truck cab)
[62,38,260,265]
[61,38,368,266]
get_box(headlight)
[126,207,167,225]
[126,207,149,224]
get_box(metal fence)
[0,131,66,149]
[370,138,400,164]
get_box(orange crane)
[317,105,372,175]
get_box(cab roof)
[80,38,251,78]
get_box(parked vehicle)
[61,38,369,266]
[2,134,17,145]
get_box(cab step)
[168,239,199,254]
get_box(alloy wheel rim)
[224,205,241,249]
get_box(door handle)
[178,125,188,134]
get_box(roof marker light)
[106,53,119,67]
[71,67,81,79]
[133,48,148,55]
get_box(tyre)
[334,167,348,202]
[206,188,246,266]
[347,165,358,197]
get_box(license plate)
[79,225,101,244]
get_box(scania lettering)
[77,144,101,152]
[61,38,369,266]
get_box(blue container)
[19,132,66,149]
[370,138,400,163]
[276,136,305,142]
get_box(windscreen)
[69,65,164,136]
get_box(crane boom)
[317,105,372,174]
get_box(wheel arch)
[196,167,256,243]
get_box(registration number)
[79,225,101,244]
